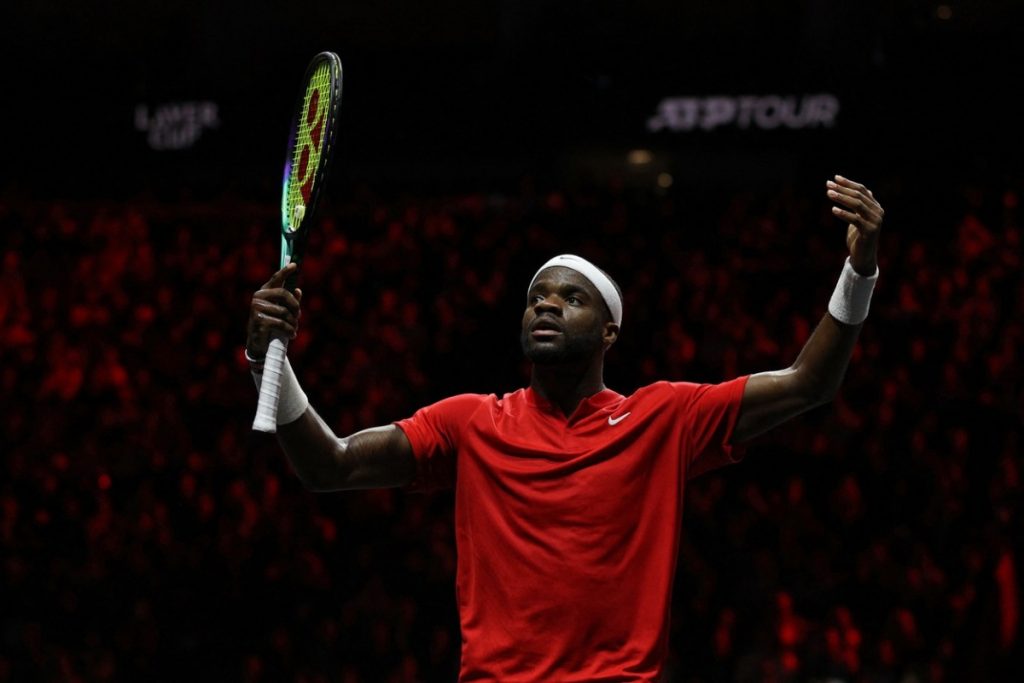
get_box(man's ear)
[602,322,619,347]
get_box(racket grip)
[252,335,289,433]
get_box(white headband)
[528,254,622,327]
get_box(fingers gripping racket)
[253,52,342,433]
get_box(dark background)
[2,1,1022,681]
[5,0,1024,196]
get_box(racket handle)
[252,335,289,433]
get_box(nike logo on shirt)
[608,412,631,426]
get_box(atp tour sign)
[647,94,839,132]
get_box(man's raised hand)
[827,175,884,276]
[247,262,302,359]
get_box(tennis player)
[246,175,883,681]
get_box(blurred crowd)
[0,176,1021,682]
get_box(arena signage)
[646,94,839,132]
[134,101,220,150]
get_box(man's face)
[520,267,617,365]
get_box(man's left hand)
[828,175,883,276]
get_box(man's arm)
[277,412,415,492]
[247,263,416,491]
[732,175,883,443]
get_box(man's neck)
[529,360,606,418]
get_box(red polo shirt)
[395,376,749,682]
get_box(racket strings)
[287,62,335,228]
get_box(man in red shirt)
[246,175,884,681]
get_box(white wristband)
[828,257,878,325]
[248,348,309,425]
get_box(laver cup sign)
[288,60,333,219]
[134,102,220,150]
[647,94,840,132]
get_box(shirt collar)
[525,386,623,421]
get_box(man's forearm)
[789,312,864,404]
[277,406,348,491]
[792,256,878,401]
[249,352,344,490]
[734,312,864,443]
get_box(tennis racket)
[253,51,343,433]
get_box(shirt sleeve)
[394,393,488,492]
[669,375,750,479]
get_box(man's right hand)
[247,262,302,359]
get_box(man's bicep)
[732,369,817,443]
[329,425,416,491]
